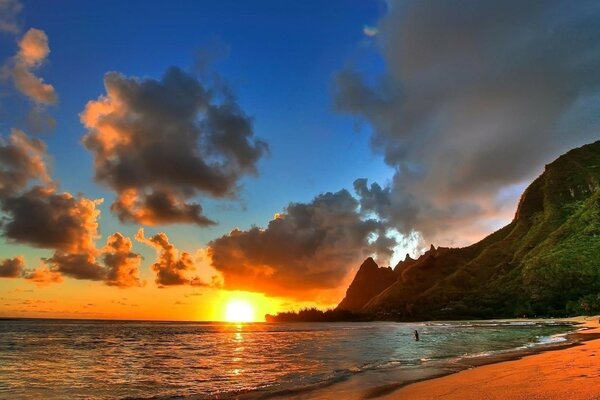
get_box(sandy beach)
[382,317,600,400]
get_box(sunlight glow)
[224,300,255,322]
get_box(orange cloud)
[136,228,205,287]
[8,28,57,105]
[23,265,63,287]
[111,188,215,226]
[102,233,143,288]
[18,27,48,65]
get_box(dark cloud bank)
[334,0,600,245]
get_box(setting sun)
[224,300,255,322]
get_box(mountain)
[337,140,600,320]
[336,257,396,312]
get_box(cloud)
[102,232,142,288]
[334,0,600,246]
[43,251,104,280]
[7,28,58,105]
[136,228,204,287]
[2,188,102,253]
[42,233,142,287]
[0,0,21,34]
[81,66,268,226]
[362,25,378,37]
[111,189,215,226]
[194,36,230,72]
[1,25,58,132]
[23,265,63,287]
[0,256,24,277]
[0,129,142,286]
[26,106,56,134]
[0,130,99,257]
[207,189,395,299]
[0,129,50,197]
[17,27,49,65]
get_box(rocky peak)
[336,257,397,312]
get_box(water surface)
[0,319,576,399]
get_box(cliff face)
[338,140,600,320]
[336,257,396,312]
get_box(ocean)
[0,319,576,399]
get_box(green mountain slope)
[340,140,600,320]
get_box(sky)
[1,0,600,321]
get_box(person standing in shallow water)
[414,330,420,341]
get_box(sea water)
[0,319,576,399]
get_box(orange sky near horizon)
[0,261,353,321]
[0,279,341,322]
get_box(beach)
[382,316,600,400]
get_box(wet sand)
[382,316,600,400]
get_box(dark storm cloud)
[207,189,395,299]
[81,66,268,226]
[334,0,600,244]
[0,256,24,277]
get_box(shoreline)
[266,318,591,400]
[376,316,600,400]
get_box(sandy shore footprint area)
[383,316,600,400]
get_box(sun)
[224,300,255,323]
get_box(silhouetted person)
[414,330,419,341]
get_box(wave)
[533,333,569,345]
[426,320,575,329]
